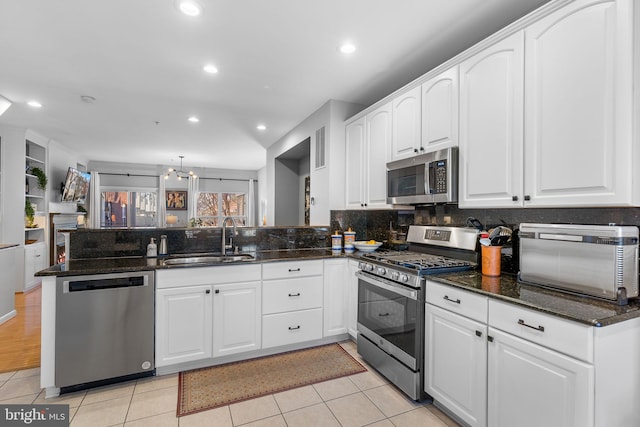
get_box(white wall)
[266,99,363,226]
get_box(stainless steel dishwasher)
[55,271,155,390]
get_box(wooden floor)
[0,286,41,373]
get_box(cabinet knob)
[206,289,211,294]
[414,148,418,153]
[512,195,518,202]
[524,195,531,201]
[475,330,482,337]
[488,336,494,342]
[215,289,220,294]
[419,146,424,152]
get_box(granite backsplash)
[70,206,640,265]
[68,226,331,260]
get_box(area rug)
[177,343,366,416]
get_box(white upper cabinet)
[459,32,525,208]
[421,66,459,152]
[523,0,634,206]
[345,102,392,209]
[345,117,366,208]
[391,86,422,160]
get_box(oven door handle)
[356,271,418,300]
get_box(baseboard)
[0,310,17,325]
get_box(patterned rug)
[177,343,366,416]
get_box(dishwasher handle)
[67,275,146,292]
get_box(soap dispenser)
[147,238,157,257]
[159,235,168,256]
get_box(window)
[101,190,158,228]
[197,192,246,226]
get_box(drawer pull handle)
[288,325,301,330]
[288,292,301,297]
[443,295,461,304]
[518,319,545,332]
[378,312,390,317]
[288,268,301,272]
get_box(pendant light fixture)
[165,155,195,180]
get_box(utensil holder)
[481,245,502,277]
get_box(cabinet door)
[323,258,348,337]
[487,328,594,427]
[426,304,487,427]
[391,86,422,160]
[156,285,213,367]
[459,31,524,208]
[345,117,366,208]
[524,0,633,206]
[365,102,392,208]
[213,281,261,358]
[422,66,459,151]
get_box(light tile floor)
[0,342,460,427]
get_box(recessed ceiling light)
[203,64,219,74]
[177,0,202,16]
[188,116,199,123]
[27,100,42,108]
[339,42,357,54]
[256,124,267,131]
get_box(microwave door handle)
[424,162,431,195]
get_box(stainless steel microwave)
[386,147,458,205]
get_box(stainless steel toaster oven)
[519,223,639,305]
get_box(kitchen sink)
[163,253,254,265]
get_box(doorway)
[274,137,310,226]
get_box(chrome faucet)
[221,216,238,255]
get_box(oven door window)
[358,278,417,358]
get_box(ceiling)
[0,0,551,171]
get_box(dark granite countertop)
[36,248,342,277]
[37,248,640,327]
[0,243,20,250]
[429,271,640,327]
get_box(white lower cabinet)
[262,259,324,348]
[155,265,261,368]
[156,285,213,367]
[323,258,348,337]
[425,304,487,427]
[487,327,593,427]
[425,282,488,427]
[262,308,323,348]
[213,281,261,358]
[23,242,47,291]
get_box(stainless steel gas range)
[356,225,479,400]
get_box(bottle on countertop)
[159,235,168,255]
[147,238,157,258]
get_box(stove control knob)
[365,263,374,272]
[390,271,400,281]
[399,274,409,283]
[377,267,387,275]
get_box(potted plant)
[25,199,35,227]
[30,166,48,190]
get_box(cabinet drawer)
[488,299,593,363]
[156,264,261,288]
[263,276,323,314]
[426,280,488,323]
[262,308,323,348]
[262,260,323,280]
